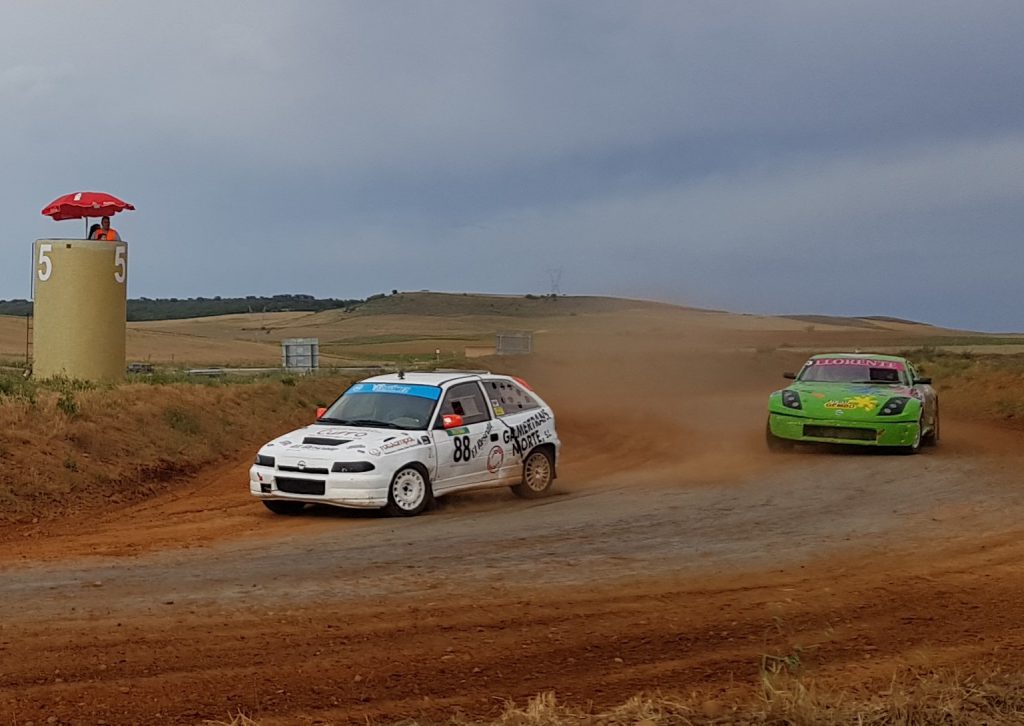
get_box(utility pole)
[547,267,564,297]
[25,313,32,367]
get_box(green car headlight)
[781,390,802,410]
[879,397,911,416]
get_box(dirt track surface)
[3,335,1024,724]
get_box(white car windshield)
[318,382,441,430]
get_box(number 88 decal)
[453,435,471,462]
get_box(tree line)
[0,294,368,321]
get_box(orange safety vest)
[92,228,119,241]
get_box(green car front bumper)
[768,412,919,447]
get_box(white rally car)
[250,371,560,516]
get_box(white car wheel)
[512,448,554,499]
[385,466,432,517]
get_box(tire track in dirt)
[0,402,700,562]
[5,555,1024,726]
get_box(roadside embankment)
[0,373,352,523]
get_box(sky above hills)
[4,1,1024,330]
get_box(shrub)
[164,406,201,435]
[56,391,79,418]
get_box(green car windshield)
[799,362,907,385]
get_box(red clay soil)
[4,541,1024,725]
[3,345,1024,724]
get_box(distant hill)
[782,314,934,329]
[0,291,671,322]
[0,294,363,322]
[861,315,936,327]
[353,291,670,317]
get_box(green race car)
[766,353,939,454]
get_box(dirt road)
[3,409,1024,725]
[3,337,1024,724]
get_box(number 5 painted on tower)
[37,243,53,282]
[114,246,126,283]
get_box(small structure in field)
[495,331,533,355]
[282,338,320,372]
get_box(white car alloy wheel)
[512,449,554,499]
[386,466,431,516]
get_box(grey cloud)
[2,1,1024,330]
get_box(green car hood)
[780,382,919,421]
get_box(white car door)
[480,378,547,482]
[431,381,498,492]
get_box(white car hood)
[261,424,429,466]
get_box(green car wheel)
[899,416,923,455]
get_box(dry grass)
[0,373,354,522]
[755,664,1024,725]
[202,665,1024,726]
[908,349,1024,428]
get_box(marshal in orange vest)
[91,217,121,242]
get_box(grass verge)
[0,373,354,523]
[204,663,1024,725]
[904,348,1024,427]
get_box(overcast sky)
[4,1,1024,330]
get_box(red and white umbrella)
[41,191,135,235]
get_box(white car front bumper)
[249,465,388,509]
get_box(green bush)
[0,373,38,404]
[56,391,79,418]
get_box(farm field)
[2,293,1024,724]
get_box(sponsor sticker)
[451,422,495,463]
[346,383,441,400]
[487,445,504,473]
[824,396,877,412]
[366,436,421,457]
[379,436,418,453]
[318,428,368,438]
[501,410,554,456]
[810,358,904,370]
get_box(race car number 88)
[453,436,471,462]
